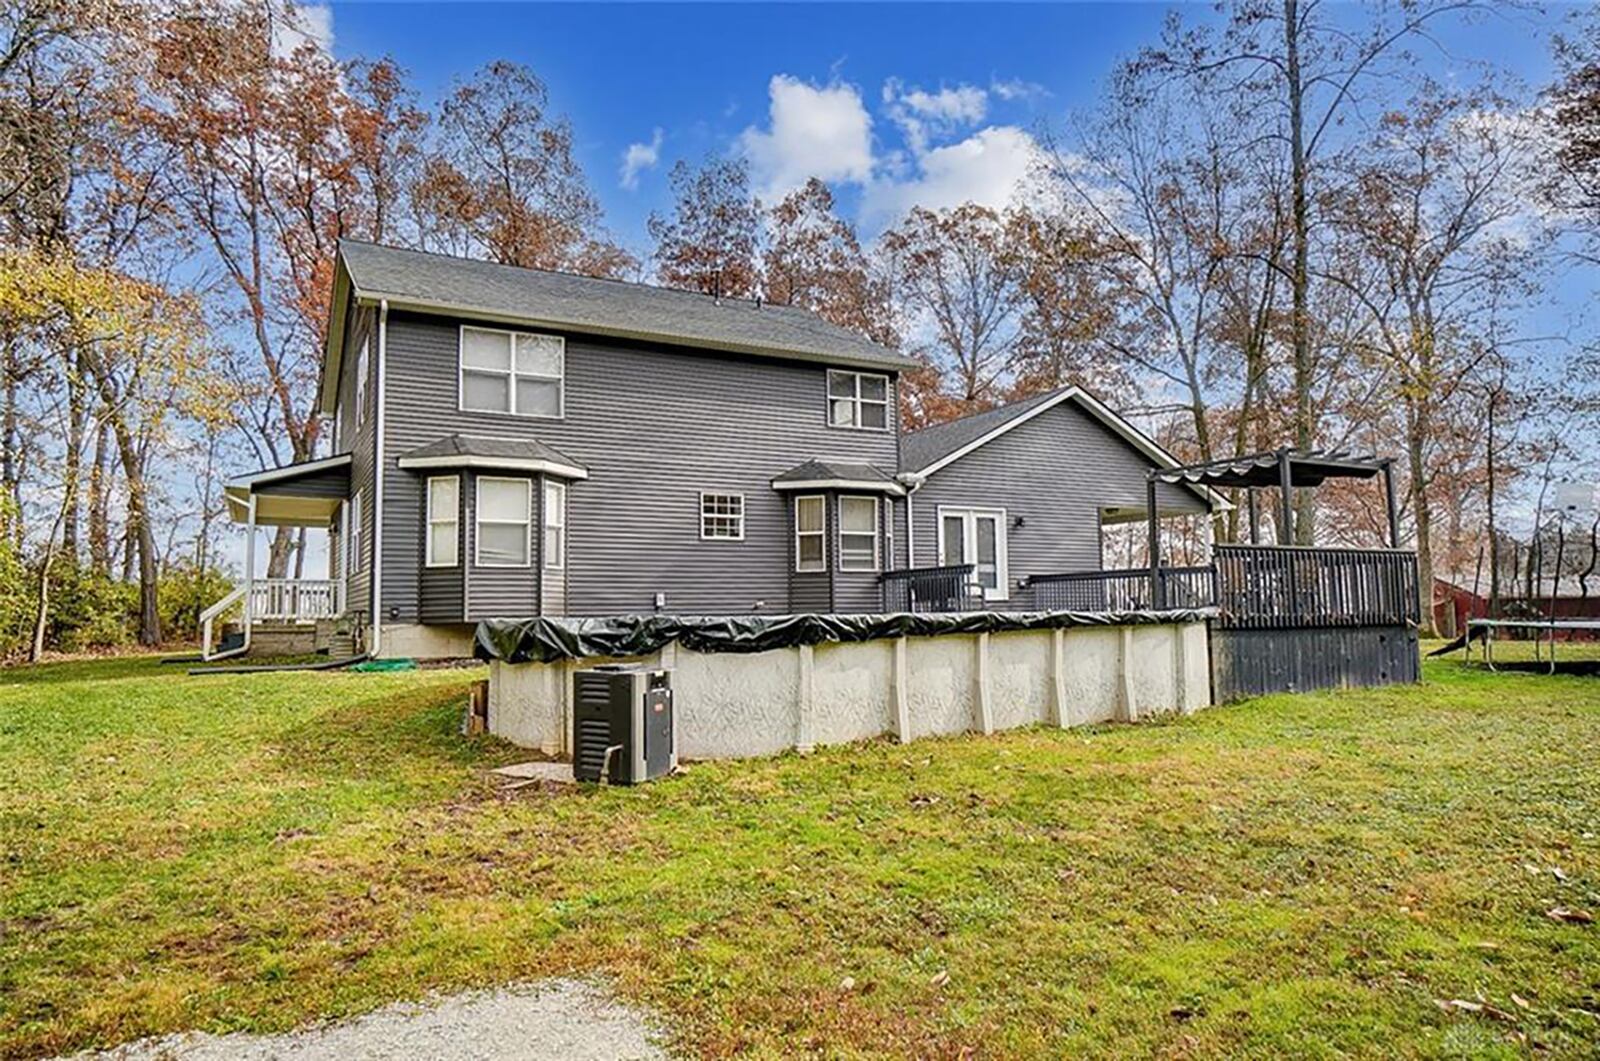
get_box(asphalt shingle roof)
[398,434,586,473]
[338,240,915,372]
[900,388,1071,473]
[772,459,900,487]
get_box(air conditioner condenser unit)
[571,665,676,784]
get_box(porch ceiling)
[225,453,351,528]
[225,490,342,528]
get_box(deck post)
[1146,477,1162,609]
[1381,459,1401,548]
[1277,449,1294,546]
[1246,489,1260,544]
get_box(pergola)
[1142,448,1401,606]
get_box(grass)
[2,649,1598,1058]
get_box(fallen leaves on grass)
[1544,906,1594,924]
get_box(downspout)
[370,299,388,658]
[897,472,926,567]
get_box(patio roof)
[1152,449,1388,490]
[224,454,351,528]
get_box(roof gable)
[902,387,1226,509]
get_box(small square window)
[700,493,745,541]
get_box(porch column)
[1381,459,1401,548]
[1277,450,1294,546]
[243,493,257,652]
[1146,476,1162,609]
[1247,489,1260,545]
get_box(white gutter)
[371,299,388,658]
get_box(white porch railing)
[250,578,345,621]
[200,578,347,660]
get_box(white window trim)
[826,370,891,432]
[794,494,827,573]
[837,495,880,573]
[424,475,460,568]
[935,505,1009,601]
[348,491,363,575]
[543,480,566,570]
[699,491,746,542]
[458,324,566,420]
[475,475,533,568]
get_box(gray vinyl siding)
[912,402,1207,605]
[255,465,348,498]
[378,310,899,619]
[334,306,377,628]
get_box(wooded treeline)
[2,0,1597,657]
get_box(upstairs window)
[700,493,745,541]
[354,337,370,427]
[460,326,564,418]
[838,496,879,571]
[828,370,889,430]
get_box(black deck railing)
[1028,566,1217,612]
[880,564,980,613]
[1212,543,1419,629]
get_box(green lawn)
[2,650,1598,1058]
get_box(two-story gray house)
[215,241,1213,659]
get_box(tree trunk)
[1,339,20,548]
[88,417,112,574]
[61,359,86,560]
[28,491,71,662]
[1406,398,1437,636]
[111,416,161,645]
[1284,0,1315,544]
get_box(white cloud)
[273,3,334,59]
[739,75,875,200]
[619,128,664,190]
[862,125,1045,224]
[883,79,988,155]
[990,77,1048,103]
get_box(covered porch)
[204,454,354,659]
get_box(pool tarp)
[475,609,1217,664]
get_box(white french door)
[937,507,1008,601]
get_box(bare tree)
[648,156,761,298]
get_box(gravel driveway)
[66,980,667,1060]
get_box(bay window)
[476,477,532,567]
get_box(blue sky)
[319,2,1581,251]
